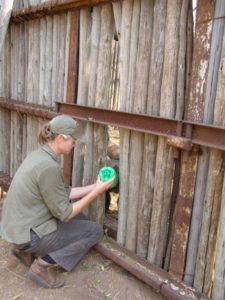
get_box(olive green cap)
[49,115,82,139]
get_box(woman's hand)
[94,175,114,195]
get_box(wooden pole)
[63,10,79,186]
[169,0,215,280]
[72,7,91,187]
[117,0,133,245]
[196,7,225,296]
[83,5,101,193]
[185,0,225,290]
[137,0,166,258]
[125,0,153,253]
[148,0,183,267]
[0,0,14,56]
[90,3,113,224]
[212,175,225,300]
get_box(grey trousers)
[23,214,103,272]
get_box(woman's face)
[58,135,76,155]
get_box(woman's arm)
[69,184,96,200]
[67,178,113,220]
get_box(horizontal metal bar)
[94,239,208,300]
[0,98,58,119]
[12,0,116,23]
[56,102,225,151]
[0,98,225,151]
[56,102,180,136]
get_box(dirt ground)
[0,239,165,300]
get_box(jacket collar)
[41,144,60,163]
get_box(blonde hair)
[38,123,57,145]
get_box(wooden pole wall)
[0,1,225,298]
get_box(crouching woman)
[1,115,113,289]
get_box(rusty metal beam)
[56,102,225,152]
[0,98,58,119]
[11,0,117,23]
[0,98,225,151]
[94,238,208,300]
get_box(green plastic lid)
[99,166,119,188]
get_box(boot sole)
[27,271,65,289]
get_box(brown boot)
[27,258,65,289]
[12,248,35,267]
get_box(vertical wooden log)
[194,11,225,295]
[72,8,91,187]
[204,0,225,124]
[123,0,141,249]
[112,1,121,38]
[125,0,153,252]
[120,0,141,242]
[27,18,40,155]
[0,0,14,56]
[83,6,101,191]
[212,175,225,300]
[0,29,10,174]
[63,10,79,186]
[170,0,215,280]
[148,0,183,267]
[185,0,225,289]
[10,23,16,176]
[137,0,166,258]
[117,0,133,245]
[90,3,113,224]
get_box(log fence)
[0,0,225,299]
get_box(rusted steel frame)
[0,98,58,119]
[94,238,208,300]
[56,102,225,151]
[1,98,225,151]
[11,0,117,23]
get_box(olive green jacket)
[0,144,72,244]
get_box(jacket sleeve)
[37,165,73,221]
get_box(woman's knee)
[91,222,103,240]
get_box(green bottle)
[99,166,119,189]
